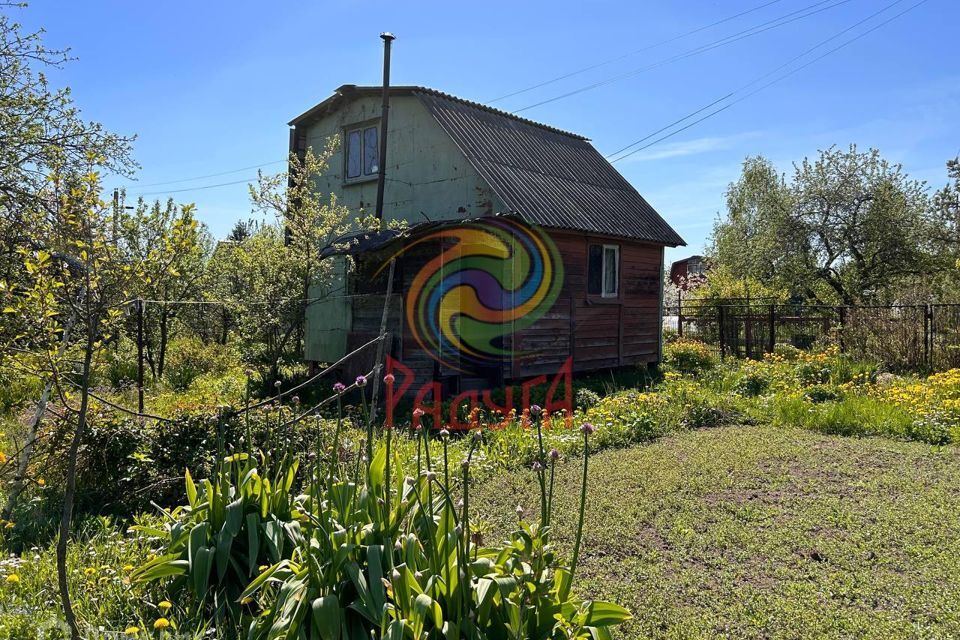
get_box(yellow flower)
[3,522,13,529]
[5,574,19,584]
[37,478,45,487]
[0,452,7,464]
[124,626,140,635]
[158,600,172,611]
[123,564,134,572]
[153,618,170,630]
[84,567,96,577]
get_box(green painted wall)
[301,95,504,362]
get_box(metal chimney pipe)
[375,32,395,222]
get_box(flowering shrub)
[663,339,715,375]
[804,384,842,404]
[733,369,770,397]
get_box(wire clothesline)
[65,334,386,424]
[122,291,394,308]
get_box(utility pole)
[374,32,395,221]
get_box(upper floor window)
[345,124,379,180]
[587,243,620,298]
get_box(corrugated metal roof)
[415,91,685,246]
[291,85,685,246]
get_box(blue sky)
[18,0,958,264]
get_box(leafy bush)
[95,337,140,389]
[163,336,242,390]
[795,361,831,387]
[734,370,770,397]
[0,365,41,415]
[804,384,841,403]
[664,339,715,375]
[34,406,329,518]
[575,388,600,410]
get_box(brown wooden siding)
[344,229,665,388]
[513,230,663,378]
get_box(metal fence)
[663,302,960,372]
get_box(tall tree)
[9,169,140,639]
[0,2,134,350]
[119,197,211,378]
[710,145,931,304]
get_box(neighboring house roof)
[291,85,686,247]
[671,255,705,267]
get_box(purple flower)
[549,448,560,461]
[532,461,544,471]
[529,404,542,417]
[355,375,367,387]
[333,382,346,394]
[580,422,595,435]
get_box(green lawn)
[472,424,960,639]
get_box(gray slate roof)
[291,85,685,247]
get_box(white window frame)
[344,123,379,182]
[601,244,619,298]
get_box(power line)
[609,0,930,163]
[606,0,911,160]
[486,0,789,104]
[125,160,286,189]
[131,177,255,197]
[512,0,855,114]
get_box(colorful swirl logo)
[380,218,564,373]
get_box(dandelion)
[153,618,170,631]
[333,382,346,394]
[158,600,172,612]
[5,574,19,584]
[124,626,140,635]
